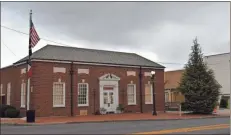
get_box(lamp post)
[151,71,157,115]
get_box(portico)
[99,73,120,113]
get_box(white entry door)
[103,90,115,112]
[99,74,120,114]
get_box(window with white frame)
[78,83,88,106]
[21,81,26,108]
[145,84,153,104]
[7,83,11,105]
[0,84,3,95]
[127,84,136,105]
[53,82,65,107]
[165,92,169,102]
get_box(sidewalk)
[1,112,229,125]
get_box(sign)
[103,85,114,90]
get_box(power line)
[2,25,186,65]
[1,25,228,67]
[1,25,73,47]
[1,41,17,57]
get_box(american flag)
[29,21,40,48]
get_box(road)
[1,117,230,134]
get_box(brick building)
[0,45,165,117]
[164,70,185,103]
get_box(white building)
[204,53,230,103]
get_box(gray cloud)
[1,2,230,70]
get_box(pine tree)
[178,38,221,114]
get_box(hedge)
[4,108,20,118]
[0,104,19,118]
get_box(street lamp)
[151,71,157,115]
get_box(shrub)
[0,104,16,117]
[4,108,20,118]
[228,99,230,109]
[220,99,228,108]
[181,102,188,111]
[94,110,101,115]
[100,108,107,114]
[116,104,124,111]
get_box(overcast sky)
[1,2,230,70]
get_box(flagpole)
[29,10,32,59]
[27,10,32,111]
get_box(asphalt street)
[1,117,230,134]
[174,128,230,134]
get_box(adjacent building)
[164,69,185,103]
[204,53,230,105]
[164,52,230,108]
[0,45,165,117]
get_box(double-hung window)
[78,83,89,106]
[145,84,153,104]
[127,84,136,105]
[53,82,65,107]
[7,83,11,105]
[21,81,26,108]
[0,84,3,96]
[165,92,169,102]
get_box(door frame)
[99,73,120,113]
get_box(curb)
[1,115,229,126]
[65,115,230,124]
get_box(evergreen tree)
[178,38,221,114]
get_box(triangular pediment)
[99,73,120,81]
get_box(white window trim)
[78,83,89,107]
[165,92,169,102]
[7,83,11,105]
[53,82,66,108]
[21,82,26,108]
[145,84,153,104]
[0,84,4,96]
[127,84,136,105]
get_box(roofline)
[14,58,165,69]
[165,69,185,72]
[204,52,230,57]
[47,44,136,55]
[133,53,165,68]
[14,44,165,68]
[0,65,13,70]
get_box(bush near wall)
[228,99,230,109]
[181,102,189,111]
[0,104,20,118]
[220,99,228,108]
[4,108,20,118]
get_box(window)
[103,92,108,104]
[53,82,65,107]
[78,83,89,106]
[7,83,11,105]
[21,81,26,108]
[0,84,3,95]
[165,92,169,102]
[127,84,136,105]
[171,91,178,102]
[145,84,153,104]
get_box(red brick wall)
[31,61,164,117]
[141,68,165,112]
[1,61,165,117]
[31,62,71,117]
[0,64,28,116]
